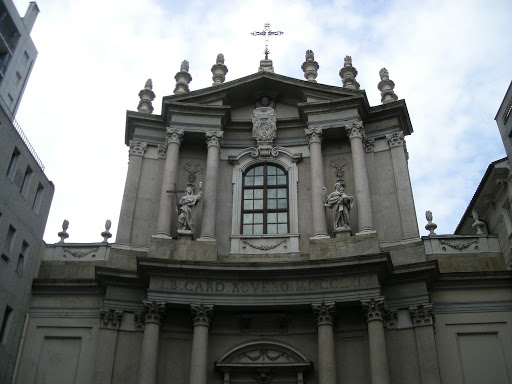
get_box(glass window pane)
[268,166,276,175]
[277,188,286,198]
[254,213,263,223]
[254,166,264,175]
[243,225,253,234]
[268,213,277,223]
[267,176,277,185]
[278,224,287,233]
[254,225,263,234]
[254,189,263,199]
[243,214,253,224]
[277,199,287,209]
[244,201,253,210]
[267,224,277,234]
[244,190,253,199]
[268,199,276,209]
[268,189,276,198]
[277,176,286,184]
[254,176,264,185]
[245,177,254,186]
[247,168,254,176]
[278,213,287,223]
[254,200,263,209]
[276,168,285,175]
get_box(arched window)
[241,164,288,235]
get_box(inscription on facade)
[154,275,377,295]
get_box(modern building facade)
[11,54,512,384]
[0,0,38,117]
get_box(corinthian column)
[346,121,375,234]
[138,300,166,384]
[93,309,123,384]
[117,141,147,244]
[312,302,336,384]
[199,131,223,241]
[409,304,441,384]
[189,304,214,384]
[155,128,184,237]
[361,297,390,384]
[305,127,329,239]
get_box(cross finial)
[251,23,283,60]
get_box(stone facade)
[10,61,512,384]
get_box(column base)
[356,228,376,236]
[152,233,173,240]
[310,233,330,240]
[197,236,216,242]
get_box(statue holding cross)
[177,182,203,234]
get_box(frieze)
[439,239,478,251]
[242,239,286,251]
[152,274,377,297]
[63,247,99,259]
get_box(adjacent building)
[10,53,512,384]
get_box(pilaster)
[93,309,123,384]
[189,304,214,384]
[138,300,166,384]
[305,127,329,239]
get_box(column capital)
[142,300,166,325]
[99,308,123,330]
[191,304,214,327]
[312,302,335,327]
[129,140,147,156]
[205,130,223,147]
[409,304,435,327]
[363,136,375,153]
[385,131,405,148]
[361,297,386,322]
[166,127,184,145]
[345,121,365,140]
[158,144,167,159]
[304,127,323,145]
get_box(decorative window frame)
[229,147,302,256]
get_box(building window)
[23,51,29,66]
[20,165,32,195]
[7,93,14,107]
[0,306,13,344]
[6,147,20,178]
[16,241,29,276]
[241,164,288,234]
[32,183,44,212]
[14,71,21,86]
[1,225,16,261]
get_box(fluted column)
[361,297,390,384]
[117,141,147,243]
[312,302,336,384]
[346,121,375,234]
[155,128,184,237]
[189,304,214,384]
[199,131,223,241]
[409,305,441,384]
[93,309,123,384]
[138,300,166,384]
[386,132,418,239]
[305,127,329,239]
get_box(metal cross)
[166,183,185,211]
[251,23,284,60]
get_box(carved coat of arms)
[252,107,276,144]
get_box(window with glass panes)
[242,164,288,235]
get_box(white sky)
[11,0,512,244]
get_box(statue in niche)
[323,182,354,229]
[177,183,202,233]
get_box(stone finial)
[472,210,485,234]
[378,67,398,104]
[425,210,437,235]
[211,53,228,86]
[174,60,192,94]
[301,49,319,82]
[101,219,112,243]
[339,55,360,89]
[58,219,69,243]
[258,58,274,73]
[137,78,155,114]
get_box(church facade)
[12,54,512,384]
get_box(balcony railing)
[0,95,45,170]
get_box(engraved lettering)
[308,281,318,291]
[330,279,337,289]
[251,282,260,292]
[185,281,194,291]
[262,282,269,293]
[272,282,278,292]
[241,283,249,293]
[232,282,240,293]
[297,281,307,291]
[195,282,204,292]
[207,281,213,292]
[280,282,289,292]
[216,282,225,292]
[320,280,329,289]
[361,275,371,286]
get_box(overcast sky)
[11,0,511,244]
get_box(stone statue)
[216,53,224,64]
[177,184,203,233]
[324,182,354,228]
